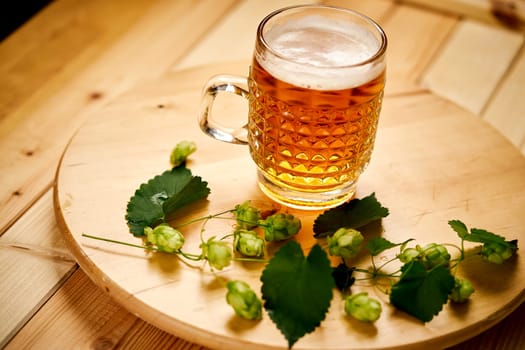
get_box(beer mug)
[199,5,387,210]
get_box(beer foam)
[259,15,385,90]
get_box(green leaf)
[448,220,469,239]
[449,220,518,251]
[390,261,454,322]
[126,166,210,236]
[163,175,210,214]
[366,237,395,256]
[366,237,414,256]
[467,228,514,245]
[313,193,389,238]
[261,241,334,348]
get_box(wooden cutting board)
[54,62,525,350]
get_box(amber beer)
[246,10,386,208]
[198,5,387,209]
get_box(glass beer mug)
[199,5,387,210]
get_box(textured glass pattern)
[247,67,384,191]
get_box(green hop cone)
[398,243,450,269]
[201,237,232,270]
[398,247,420,263]
[233,229,265,258]
[344,292,382,322]
[420,243,451,269]
[225,280,262,320]
[233,201,262,229]
[327,228,364,259]
[449,277,475,303]
[144,224,184,253]
[259,213,301,241]
[170,140,197,167]
[481,242,514,264]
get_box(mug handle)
[199,74,249,145]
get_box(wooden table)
[1,0,525,349]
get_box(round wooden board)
[55,62,525,350]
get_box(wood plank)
[422,19,523,114]
[4,269,137,350]
[446,303,525,350]
[175,0,314,70]
[0,0,238,236]
[7,259,525,349]
[0,190,76,348]
[5,1,524,349]
[0,0,237,346]
[401,0,495,23]
[401,0,525,28]
[117,318,209,349]
[0,0,154,122]
[321,0,395,22]
[483,47,525,156]
[381,4,458,95]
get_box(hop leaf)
[449,220,516,247]
[261,241,334,348]
[126,166,210,236]
[448,220,469,239]
[449,220,518,264]
[313,193,389,238]
[390,261,455,322]
[366,237,414,256]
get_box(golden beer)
[247,9,386,208]
[248,59,385,190]
[199,5,387,209]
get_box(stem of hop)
[324,227,384,322]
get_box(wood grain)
[322,0,395,22]
[483,46,525,154]
[4,268,137,350]
[402,0,525,28]
[0,0,238,345]
[4,268,211,350]
[380,5,458,95]
[7,266,525,350]
[422,19,523,114]
[400,0,494,23]
[54,63,525,350]
[175,0,313,70]
[0,0,239,236]
[0,190,76,348]
[400,0,525,29]
[2,0,525,349]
